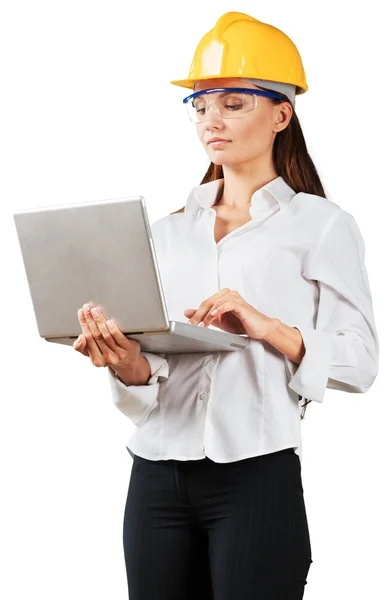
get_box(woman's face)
[192,78,291,168]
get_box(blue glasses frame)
[183,87,286,105]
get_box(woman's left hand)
[184,288,280,341]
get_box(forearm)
[111,355,152,386]
[263,318,306,365]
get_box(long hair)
[171,90,327,420]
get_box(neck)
[217,159,278,210]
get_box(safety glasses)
[182,87,285,123]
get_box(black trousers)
[123,448,312,599]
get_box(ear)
[273,105,292,133]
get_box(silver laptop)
[13,195,250,354]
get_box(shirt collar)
[184,175,297,220]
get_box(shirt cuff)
[140,352,169,385]
[107,353,169,427]
[284,325,333,403]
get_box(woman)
[73,12,379,599]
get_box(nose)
[202,100,223,127]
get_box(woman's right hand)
[73,303,142,371]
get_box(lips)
[207,138,230,144]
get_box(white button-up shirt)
[107,176,379,464]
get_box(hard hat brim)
[170,78,200,90]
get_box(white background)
[1,1,389,598]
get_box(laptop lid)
[13,195,171,340]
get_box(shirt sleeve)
[284,209,379,403]
[107,352,169,426]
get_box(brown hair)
[171,92,327,419]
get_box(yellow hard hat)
[170,12,308,97]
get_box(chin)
[207,151,234,165]
[210,156,241,167]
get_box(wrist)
[262,318,305,365]
[111,355,151,386]
[262,317,282,341]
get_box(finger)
[83,304,131,352]
[89,306,119,353]
[78,307,103,363]
[184,288,233,321]
[73,335,89,357]
[203,300,241,327]
[73,335,81,350]
[79,307,126,367]
[82,303,113,356]
[188,289,232,325]
[105,318,138,351]
[203,297,242,327]
[82,303,103,340]
[202,304,220,327]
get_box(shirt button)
[199,392,207,401]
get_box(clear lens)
[186,91,257,123]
